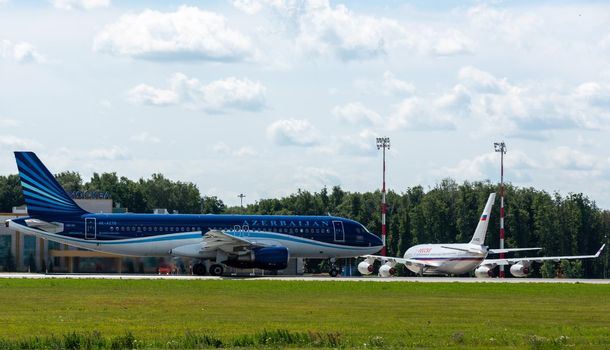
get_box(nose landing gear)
[328,258,341,277]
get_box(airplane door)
[333,221,345,242]
[85,218,96,239]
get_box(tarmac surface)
[0,273,609,283]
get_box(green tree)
[201,196,226,214]
[0,175,24,212]
[55,171,83,192]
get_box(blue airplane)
[6,152,383,276]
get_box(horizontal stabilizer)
[24,218,64,233]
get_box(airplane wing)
[361,254,443,268]
[171,230,279,259]
[488,247,542,254]
[481,244,605,266]
[201,230,269,252]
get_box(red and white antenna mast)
[494,141,507,278]
[377,137,390,256]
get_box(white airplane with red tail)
[359,192,605,278]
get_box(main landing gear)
[193,263,206,276]
[209,264,224,276]
[192,262,224,276]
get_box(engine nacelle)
[509,263,530,277]
[357,261,374,275]
[378,263,396,277]
[224,247,289,270]
[474,265,494,278]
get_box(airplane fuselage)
[9,213,383,259]
[403,243,487,275]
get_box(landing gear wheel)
[192,263,207,276]
[329,267,340,277]
[209,264,224,276]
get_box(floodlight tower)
[494,141,507,278]
[376,137,390,256]
[238,194,246,211]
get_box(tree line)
[0,172,608,278]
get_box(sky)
[1,0,610,208]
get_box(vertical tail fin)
[469,193,496,245]
[14,151,88,218]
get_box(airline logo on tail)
[14,151,87,218]
[480,214,488,221]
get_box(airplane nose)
[371,234,383,247]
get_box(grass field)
[0,279,609,349]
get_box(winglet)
[469,193,496,245]
[595,244,606,258]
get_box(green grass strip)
[0,279,608,349]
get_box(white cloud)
[293,166,341,190]
[550,146,600,171]
[93,6,255,62]
[231,0,264,15]
[336,129,378,157]
[88,146,131,160]
[458,66,509,94]
[429,28,473,56]
[266,119,319,146]
[332,102,382,126]
[128,84,178,106]
[382,71,415,97]
[0,119,20,127]
[235,0,472,60]
[1,39,45,63]
[467,4,543,50]
[438,150,537,183]
[213,142,258,157]
[53,0,110,10]
[357,66,610,134]
[128,73,266,112]
[389,96,457,131]
[130,132,160,144]
[405,66,610,136]
[213,142,232,155]
[0,135,41,150]
[599,34,610,53]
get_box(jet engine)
[357,261,374,275]
[474,265,494,278]
[378,263,396,277]
[509,263,530,277]
[224,246,289,270]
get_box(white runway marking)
[0,273,609,284]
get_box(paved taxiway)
[0,273,608,284]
